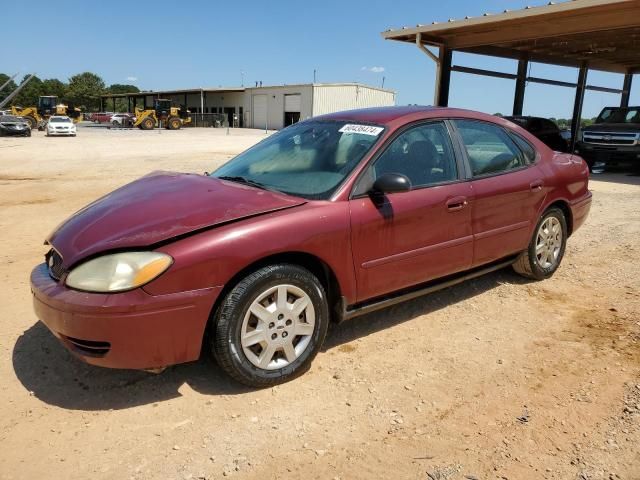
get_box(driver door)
[349,121,474,302]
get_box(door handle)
[446,196,468,212]
[530,180,544,191]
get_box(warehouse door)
[252,95,267,129]
[284,94,301,126]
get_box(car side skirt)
[338,254,519,322]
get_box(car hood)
[48,171,306,267]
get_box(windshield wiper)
[217,175,274,192]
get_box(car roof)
[313,105,510,127]
[314,106,438,125]
[50,115,70,119]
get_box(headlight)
[66,252,173,293]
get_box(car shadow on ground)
[12,268,531,411]
[589,170,640,186]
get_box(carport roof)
[381,0,640,73]
[101,87,245,99]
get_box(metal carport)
[381,0,640,149]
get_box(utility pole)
[313,69,317,83]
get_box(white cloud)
[126,76,138,82]
[361,66,385,73]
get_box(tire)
[513,207,567,280]
[167,117,181,130]
[139,117,155,130]
[112,120,119,127]
[212,264,329,387]
[24,116,37,130]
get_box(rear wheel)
[112,120,119,127]
[513,207,567,280]
[212,264,329,387]
[139,117,155,130]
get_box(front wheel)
[212,264,329,387]
[167,117,182,130]
[513,207,567,280]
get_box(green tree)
[107,84,139,94]
[13,75,44,107]
[0,73,18,104]
[41,78,67,99]
[67,72,105,110]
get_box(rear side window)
[454,120,525,177]
[509,132,537,164]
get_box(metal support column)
[570,63,588,153]
[100,97,104,111]
[512,58,529,116]
[127,97,131,113]
[435,47,452,107]
[621,73,633,108]
[112,97,116,112]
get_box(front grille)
[583,131,639,146]
[46,249,66,280]
[62,335,111,357]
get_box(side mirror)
[370,173,411,195]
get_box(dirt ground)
[1,125,639,480]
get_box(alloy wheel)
[535,216,563,269]
[241,284,315,370]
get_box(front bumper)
[576,142,640,165]
[47,130,76,136]
[0,127,29,136]
[30,263,221,370]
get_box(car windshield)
[0,115,24,122]
[50,117,71,123]
[596,107,640,124]
[211,120,384,199]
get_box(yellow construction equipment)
[134,99,191,130]
[11,96,82,130]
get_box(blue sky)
[3,0,637,119]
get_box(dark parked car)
[31,106,591,387]
[504,116,568,152]
[577,106,640,171]
[0,115,31,137]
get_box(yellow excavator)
[134,99,191,130]
[11,96,82,130]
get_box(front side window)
[212,121,383,200]
[454,120,525,177]
[363,121,458,191]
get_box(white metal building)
[101,82,395,130]
[244,83,396,130]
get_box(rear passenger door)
[452,120,546,267]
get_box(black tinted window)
[455,120,525,177]
[370,122,457,189]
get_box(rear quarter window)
[509,132,537,164]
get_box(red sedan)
[31,106,592,387]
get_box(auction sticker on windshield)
[339,124,384,136]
